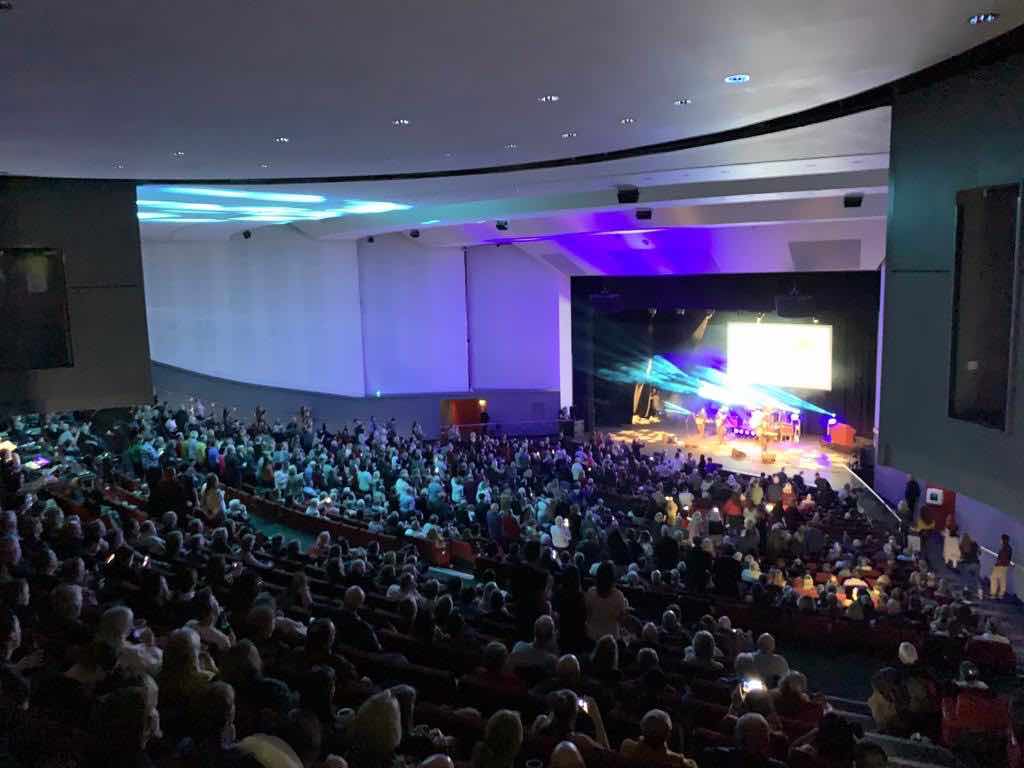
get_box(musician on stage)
[695,406,708,438]
[715,407,728,443]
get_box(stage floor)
[600,423,859,489]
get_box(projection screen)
[726,321,833,391]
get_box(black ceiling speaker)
[617,185,640,204]
[843,192,864,208]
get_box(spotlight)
[242,230,252,240]
[409,229,420,238]
[812,317,819,324]
[495,220,509,231]
[635,208,653,221]
[617,185,640,205]
[756,313,764,323]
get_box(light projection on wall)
[135,185,411,224]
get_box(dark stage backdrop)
[572,272,880,435]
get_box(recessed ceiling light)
[620,116,636,125]
[561,131,577,139]
[724,73,750,84]
[259,162,271,169]
[170,151,185,158]
[112,162,126,169]
[674,98,693,106]
[969,12,999,24]
[272,136,290,143]
[391,118,411,126]
[537,95,560,103]
[504,143,518,150]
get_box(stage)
[601,422,862,489]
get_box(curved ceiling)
[1,1,1018,180]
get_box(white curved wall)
[142,231,365,396]
[142,233,571,402]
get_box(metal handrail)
[838,464,901,523]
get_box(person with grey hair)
[620,708,694,768]
[684,630,724,673]
[333,585,381,652]
[509,615,558,675]
[702,712,786,768]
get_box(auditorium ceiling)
[0,1,1018,180]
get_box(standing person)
[959,532,981,601]
[585,561,628,642]
[991,534,1012,600]
[904,475,921,521]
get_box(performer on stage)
[695,406,708,438]
[792,414,802,443]
[715,407,728,443]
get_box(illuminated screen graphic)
[727,322,833,391]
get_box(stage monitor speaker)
[774,294,816,318]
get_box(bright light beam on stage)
[662,402,692,416]
[596,355,835,417]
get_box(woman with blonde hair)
[472,709,524,768]
[344,689,404,768]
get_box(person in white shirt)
[571,460,585,482]
[753,633,790,687]
[551,516,571,549]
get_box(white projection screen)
[727,322,833,391]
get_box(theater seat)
[941,690,1010,747]
[966,638,1018,677]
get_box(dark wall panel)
[0,178,152,411]
[880,52,1024,515]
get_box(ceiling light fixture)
[112,162,126,169]
[969,12,999,24]
[561,131,577,139]
[620,116,636,125]
[420,219,441,225]
[170,151,185,158]
[674,98,693,106]
[537,95,560,103]
[259,162,271,169]
[724,73,750,84]
[391,118,411,126]
[272,136,290,143]
[504,143,518,150]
